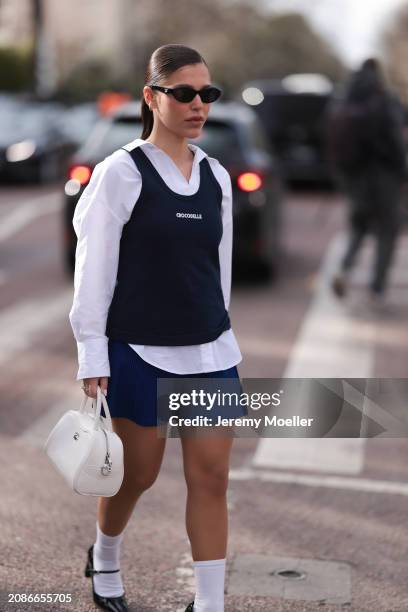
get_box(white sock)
[93,520,125,598]
[192,558,226,612]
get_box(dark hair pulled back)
[141,44,208,140]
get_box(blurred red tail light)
[69,165,92,185]
[97,92,132,116]
[237,172,263,192]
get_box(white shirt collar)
[124,138,208,164]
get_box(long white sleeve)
[68,139,242,379]
[68,153,140,380]
[216,162,233,311]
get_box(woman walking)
[69,44,246,612]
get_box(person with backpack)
[327,58,407,303]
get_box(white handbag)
[43,385,124,497]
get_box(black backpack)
[327,95,407,176]
[327,101,370,173]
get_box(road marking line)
[247,233,408,485]
[251,232,374,475]
[0,193,61,242]
[0,287,73,366]
[229,466,408,497]
[252,437,366,475]
[284,232,376,379]
[19,392,78,449]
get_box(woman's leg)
[181,430,234,611]
[92,417,166,598]
[181,430,234,560]
[98,417,167,535]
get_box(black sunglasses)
[149,85,222,103]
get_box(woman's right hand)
[82,377,109,399]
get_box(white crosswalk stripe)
[229,466,408,497]
[232,233,408,490]
[252,233,372,475]
[0,287,73,366]
[0,193,60,242]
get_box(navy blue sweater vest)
[105,146,231,345]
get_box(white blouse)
[69,138,243,381]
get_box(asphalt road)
[1,183,407,612]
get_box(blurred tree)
[51,0,345,102]
[125,0,345,99]
[123,0,228,95]
[382,3,408,105]
[209,9,346,92]
[0,44,33,90]
[57,58,130,103]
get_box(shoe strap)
[89,568,120,575]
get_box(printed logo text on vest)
[176,212,203,219]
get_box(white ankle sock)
[93,520,125,598]
[192,558,226,612]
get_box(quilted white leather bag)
[43,385,124,496]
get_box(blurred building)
[0,0,32,45]
[44,0,137,82]
[0,0,145,85]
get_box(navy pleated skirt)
[103,339,248,427]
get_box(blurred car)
[56,102,99,149]
[241,75,336,186]
[0,100,76,184]
[0,92,20,114]
[63,100,283,282]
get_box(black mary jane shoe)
[84,544,129,612]
[184,602,195,612]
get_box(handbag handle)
[79,386,113,433]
